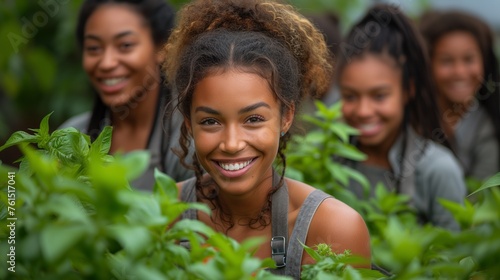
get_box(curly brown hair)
[162,0,332,230]
[163,0,332,99]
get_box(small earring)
[280,131,285,137]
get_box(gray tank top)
[180,173,331,279]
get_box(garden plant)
[0,105,499,279]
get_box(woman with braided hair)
[164,0,371,277]
[337,4,466,230]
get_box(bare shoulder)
[310,195,371,265]
[286,178,371,266]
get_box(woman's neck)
[437,95,471,134]
[359,129,402,169]
[208,172,274,225]
[110,82,160,129]
[108,80,161,153]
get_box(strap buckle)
[271,236,286,268]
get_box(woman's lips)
[97,76,128,94]
[213,158,256,178]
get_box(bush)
[0,114,286,280]
[286,101,500,279]
[1,105,500,279]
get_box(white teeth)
[102,77,125,86]
[359,123,378,131]
[219,160,252,171]
[359,124,376,130]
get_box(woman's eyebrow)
[194,106,219,115]
[238,102,271,114]
[194,102,271,115]
[84,31,135,41]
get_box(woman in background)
[337,4,466,231]
[419,10,500,181]
[60,0,193,190]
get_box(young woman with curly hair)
[163,0,371,277]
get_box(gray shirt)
[347,128,466,231]
[455,106,499,180]
[59,108,193,191]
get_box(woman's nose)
[98,48,119,70]
[219,126,245,154]
[356,98,374,118]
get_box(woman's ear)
[281,104,295,134]
[156,49,165,65]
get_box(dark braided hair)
[337,4,445,192]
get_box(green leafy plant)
[287,100,500,279]
[286,101,369,208]
[0,114,288,280]
[2,106,500,280]
[301,243,383,279]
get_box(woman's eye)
[439,57,453,65]
[246,115,264,123]
[84,45,101,54]
[119,42,136,51]
[373,93,387,101]
[341,94,356,102]
[200,118,219,125]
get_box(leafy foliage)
[286,101,500,279]
[0,114,287,280]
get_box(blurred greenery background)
[0,0,431,166]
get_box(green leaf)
[120,150,150,181]
[88,156,128,190]
[439,199,474,228]
[44,195,91,225]
[38,112,53,139]
[47,130,87,165]
[301,114,328,129]
[473,188,500,223]
[20,144,58,179]
[304,131,326,144]
[301,241,322,262]
[327,162,349,186]
[170,219,216,237]
[134,265,167,280]
[340,165,370,191]
[333,143,367,161]
[0,130,39,152]
[108,225,151,257]
[468,172,500,196]
[459,256,476,273]
[89,126,112,158]
[329,122,360,142]
[41,224,87,263]
[154,168,178,200]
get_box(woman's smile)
[190,69,291,193]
